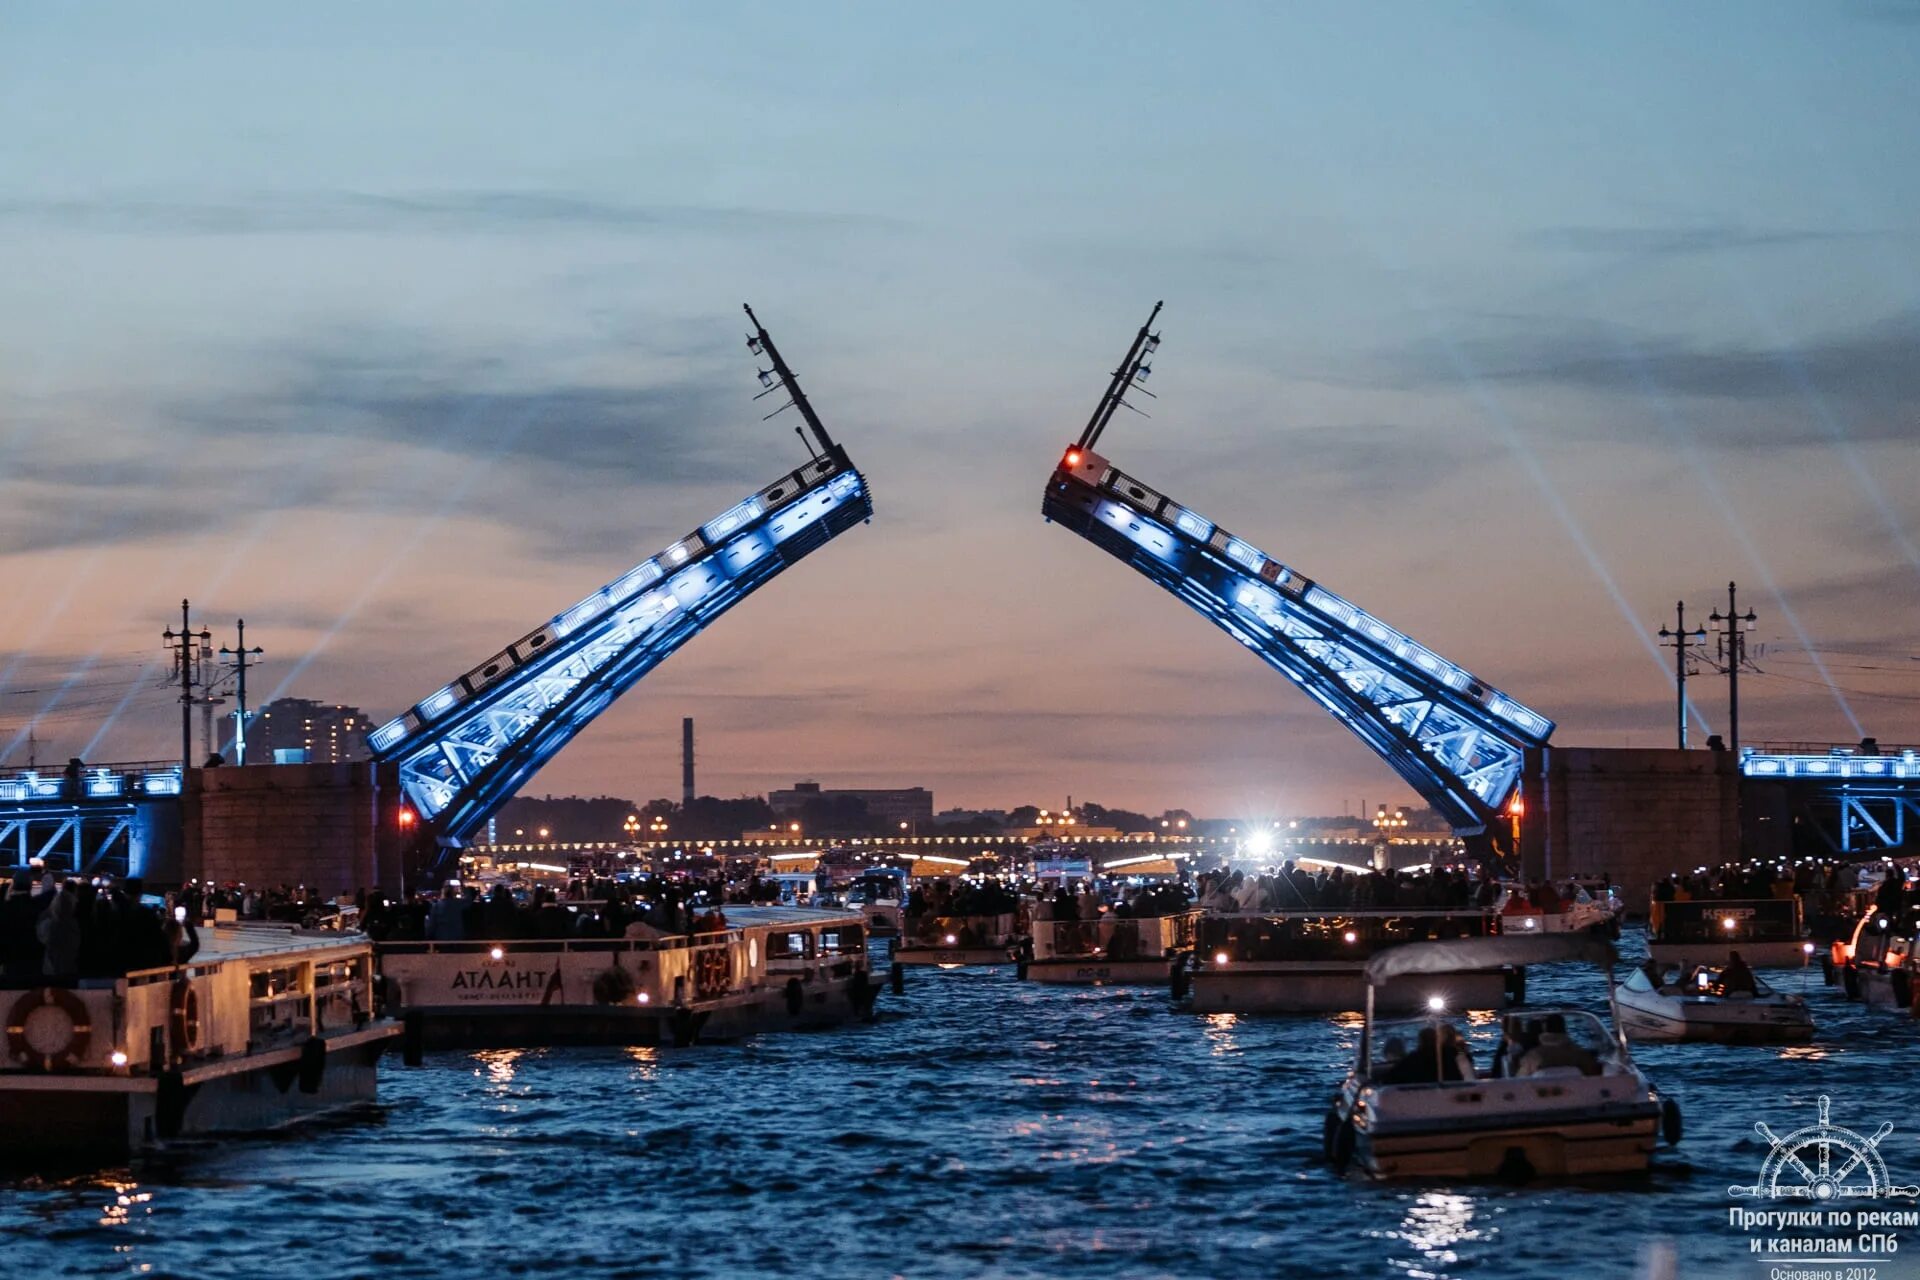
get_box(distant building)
[767,781,933,828]
[249,697,374,764]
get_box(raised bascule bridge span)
[369,306,872,883]
[1042,303,1554,865]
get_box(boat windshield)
[1492,1009,1625,1079]
[1367,1015,1494,1084]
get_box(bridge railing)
[0,761,184,804]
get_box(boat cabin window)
[766,931,814,959]
[818,925,863,954]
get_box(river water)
[5,930,1918,1279]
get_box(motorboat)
[1019,908,1200,985]
[1493,879,1622,936]
[1838,904,1920,1009]
[1324,933,1680,1180]
[1185,909,1517,1014]
[378,905,879,1048]
[2,920,400,1154]
[1614,962,1814,1043]
[1647,897,1810,968]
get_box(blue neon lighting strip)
[1742,750,1920,781]
[1045,447,1551,832]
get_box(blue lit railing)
[1742,748,1920,781]
[0,763,183,804]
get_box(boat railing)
[1203,909,1499,962]
[903,912,1017,946]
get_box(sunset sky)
[3,3,1917,820]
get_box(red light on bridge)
[1506,795,1524,818]
[1064,448,1082,468]
[398,807,417,828]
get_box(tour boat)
[1613,962,1814,1043]
[891,912,1020,966]
[1646,897,1809,968]
[1,920,399,1155]
[377,905,879,1049]
[1183,909,1516,1014]
[1493,880,1622,936]
[1018,909,1201,985]
[1324,934,1681,1181]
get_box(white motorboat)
[1614,962,1814,1043]
[1324,933,1681,1181]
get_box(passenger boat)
[1019,909,1201,985]
[844,868,906,938]
[891,911,1019,966]
[1494,880,1622,936]
[1324,934,1681,1181]
[377,905,879,1049]
[1646,897,1808,968]
[1183,909,1516,1014]
[1,921,399,1155]
[1614,962,1814,1043]
[1839,904,1919,1009]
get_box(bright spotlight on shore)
[1245,830,1274,858]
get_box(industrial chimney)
[682,717,695,806]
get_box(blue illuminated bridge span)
[368,307,872,878]
[1042,304,1556,854]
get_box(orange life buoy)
[169,977,201,1056]
[6,986,93,1071]
[693,947,729,998]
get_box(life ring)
[6,987,92,1072]
[169,977,201,1057]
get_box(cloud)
[1365,308,1920,447]
[1521,225,1882,259]
[0,189,899,238]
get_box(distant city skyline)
[2,4,1917,818]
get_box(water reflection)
[472,1048,523,1086]
[1202,1012,1240,1057]
[1394,1190,1485,1280]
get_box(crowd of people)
[1193,865,1481,913]
[1376,1012,1606,1085]
[0,872,200,984]
[359,873,774,943]
[1652,858,1865,913]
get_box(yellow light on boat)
[1213,951,1229,966]
[1426,995,1446,1012]
[1722,917,1738,931]
[110,1051,128,1067]
[490,947,505,960]
[1343,931,1357,944]
[1803,942,1816,955]
[944,934,958,945]
[636,992,650,1005]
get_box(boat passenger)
[36,881,82,982]
[1380,1025,1469,1085]
[426,884,467,941]
[1515,1014,1600,1076]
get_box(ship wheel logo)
[1729,1095,1920,1201]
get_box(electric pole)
[1708,582,1758,756]
[161,600,211,775]
[219,620,264,765]
[1656,601,1707,748]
